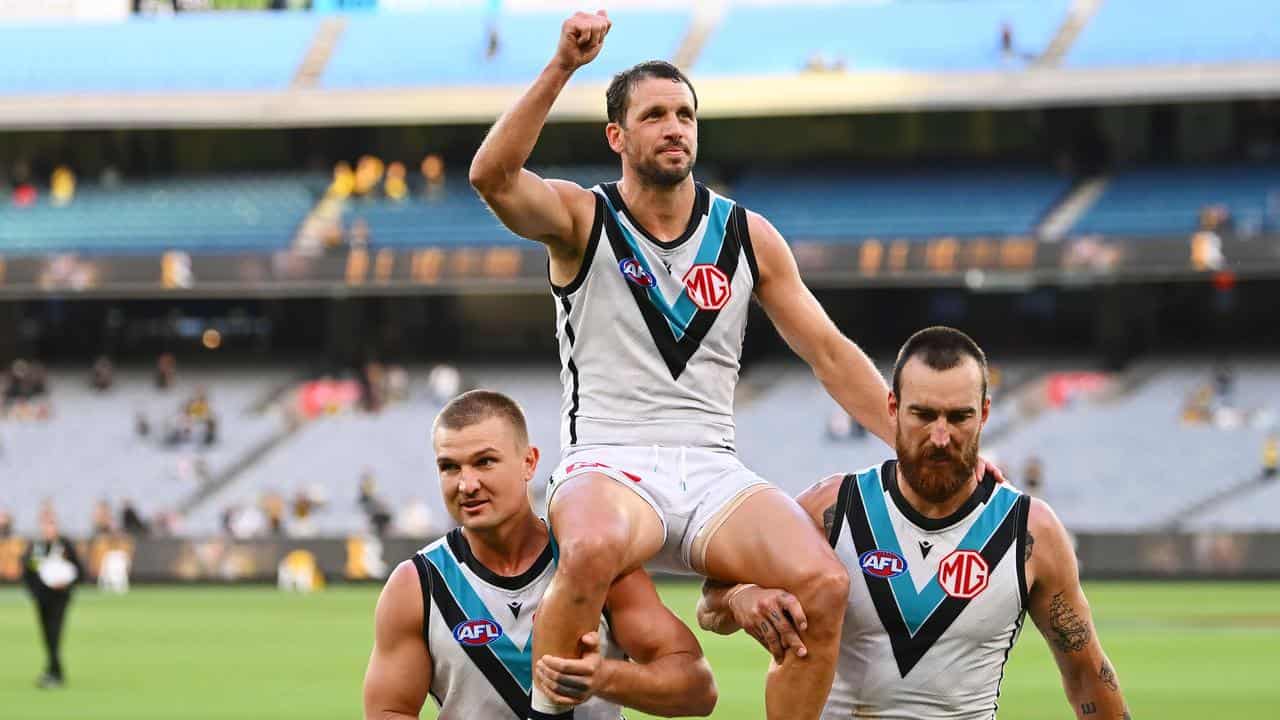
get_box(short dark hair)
[606,60,698,126]
[433,389,529,447]
[892,326,989,401]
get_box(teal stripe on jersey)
[600,192,733,339]
[424,544,533,693]
[857,468,1020,636]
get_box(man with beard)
[469,11,995,720]
[698,327,1131,719]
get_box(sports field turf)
[1,581,1276,719]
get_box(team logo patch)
[453,619,504,646]
[682,264,731,310]
[938,549,989,599]
[859,549,907,579]
[618,258,656,288]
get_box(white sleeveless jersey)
[552,182,758,451]
[412,529,625,720]
[824,461,1030,719]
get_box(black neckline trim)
[882,459,996,531]
[601,181,708,251]
[447,527,554,591]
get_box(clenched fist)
[554,10,611,72]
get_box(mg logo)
[682,264,731,311]
[937,550,989,599]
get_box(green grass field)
[2,581,1277,719]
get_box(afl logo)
[859,549,907,579]
[618,258,656,288]
[453,619,504,646]
[938,550,989,599]
[682,264,731,310]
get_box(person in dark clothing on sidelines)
[21,510,84,689]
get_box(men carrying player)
[699,327,1131,719]
[469,11,920,720]
[363,390,716,719]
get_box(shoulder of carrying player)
[795,473,846,534]
[1024,496,1077,593]
[364,559,432,718]
[374,559,431,661]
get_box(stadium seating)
[0,175,322,254]
[698,0,1069,75]
[321,9,688,89]
[3,368,293,536]
[0,14,318,94]
[731,169,1069,240]
[1067,0,1280,67]
[1070,166,1280,237]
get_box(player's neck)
[895,466,979,521]
[617,173,696,241]
[462,511,548,577]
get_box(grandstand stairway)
[1035,0,1104,68]
[673,1,727,71]
[1036,175,1109,240]
[293,16,349,89]
[1164,472,1275,530]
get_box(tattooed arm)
[1025,498,1130,719]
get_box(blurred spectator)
[328,160,355,200]
[90,356,114,392]
[427,363,463,404]
[825,409,866,442]
[262,493,286,537]
[349,217,371,250]
[420,153,446,201]
[358,469,378,512]
[384,161,408,201]
[120,500,149,537]
[1264,435,1278,481]
[385,364,409,403]
[1023,456,1044,497]
[362,361,385,412]
[155,352,177,390]
[230,503,267,539]
[91,500,114,538]
[1213,362,1235,406]
[0,508,12,539]
[135,410,151,438]
[12,183,37,208]
[358,469,392,537]
[99,164,123,190]
[290,487,323,538]
[152,509,184,536]
[50,166,76,207]
[353,155,385,197]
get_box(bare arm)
[469,12,605,250]
[1026,499,1131,719]
[362,560,431,720]
[695,475,840,657]
[748,211,894,445]
[537,569,717,717]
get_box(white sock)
[531,684,572,715]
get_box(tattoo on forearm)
[823,503,837,536]
[1048,592,1091,653]
[1099,659,1118,691]
[556,676,589,696]
[1080,702,1097,715]
[1025,531,1035,563]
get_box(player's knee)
[556,532,627,584]
[795,561,850,622]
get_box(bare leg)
[530,473,663,715]
[702,487,849,720]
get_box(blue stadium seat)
[732,169,1069,240]
[1067,0,1280,67]
[0,175,322,254]
[322,9,688,89]
[698,0,1069,75]
[1071,166,1280,237]
[0,14,318,94]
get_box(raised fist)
[554,10,611,71]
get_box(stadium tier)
[1070,165,1280,237]
[0,175,321,254]
[0,14,319,94]
[321,8,688,89]
[1066,0,1280,67]
[731,169,1069,240]
[3,368,292,537]
[698,0,1070,75]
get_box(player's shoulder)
[1024,495,1065,536]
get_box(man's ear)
[605,122,624,154]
